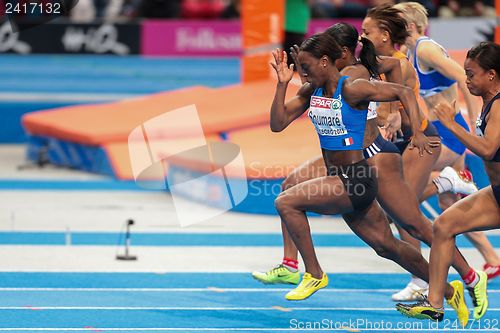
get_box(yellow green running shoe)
[396,298,444,321]
[252,264,300,285]
[446,280,469,327]
[285,272,328,300]
[467,270,488,320]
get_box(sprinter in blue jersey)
[256,24,476,320]
[267,33,470,310]
[397,41,499,325]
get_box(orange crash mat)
[22,81,300,146]
[104,118,320,181]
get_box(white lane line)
[0,287,498,293]
[421,201,440,219]
[0,306,499,311]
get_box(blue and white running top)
[308,76,367,151]
[412,37,456,97]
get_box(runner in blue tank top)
[397,41,500,326]
[396,3,480,199]
[255,25,477,317]
[269,32,446,301]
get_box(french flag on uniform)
[343,137,354,146]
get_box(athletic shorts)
[493,185,500,206]
[394,122,440,154]
[431,113,469,155]
[363,133,401,159]
[328,159,378,211]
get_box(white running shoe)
[392,282,429,302]
[439,166,478,195]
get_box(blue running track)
[0,273,498,332]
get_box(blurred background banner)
[142,20,240,56]
[0,18,495,56]
[0,20,140,54]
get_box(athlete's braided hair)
[366,5,409,45]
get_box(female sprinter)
[397,41,499,323]
[254,23,471,325]
[268,33,464,320]
[362,6,479,304]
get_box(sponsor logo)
[62,24,129,55]
[311,96,330,108]
[331,98,342,110]
[176,28,241,51]
[310,96,342,109]
[0,21,31,53]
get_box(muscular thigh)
[433,145,463,171]
[438,187,500,235]
[402,142,441,198]
[371,153,405,192]
[280,176,353,215]
[371,153,421,220]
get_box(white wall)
[428,17,495,50]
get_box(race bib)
[367,101,378,120]
[309,95,347,136]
